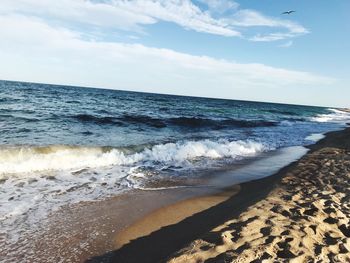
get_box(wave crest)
[311,108,350,123]
[0,140,267,176]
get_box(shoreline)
[168,127,350,262]
[24,146,288,263]
[115,146,307,249]
[4,143,305,262]
[3,128,347,262]
[86,127,350,263]
[115,185,241,249]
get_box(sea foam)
[311,108,350,123]
[0,140,266,176]
[0,139,267,249]
[0,139,267,222]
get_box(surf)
[0,139,267,176]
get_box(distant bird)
[282,10,296,15]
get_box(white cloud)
[279,40,293,48]
[196,0,239,14]
[0,14,332,101]
[0,0,156,31]
[250,33,293,42]
[0,0,308,41]
[114,0,240,36]
[226,10,309,41]
[0,0,240,37]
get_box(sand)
[168,132,350,262]
[4,128,349,263]
[115,186,240,249]
[85,128,350,263]
[4,183,240,262]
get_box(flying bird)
[282,10,296,15]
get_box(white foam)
[0,140,266,176]
[139,139,265,164]
[0,139,269,259]
[0,137,272,262]
[311,108,350,123]
[305,133,325,142]
[0,145,132,176]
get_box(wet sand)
[9,187,225,263]
[115,186,240,249]
[3,144,304,263]
[4,128,349,262]
[84,127,350,263]
[168,128,350,262]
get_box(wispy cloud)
[196,0,239,14]
[0,0,156,31]
[279,40,293,48]
[0,0,308,41]
[226,10,309,41]
[114,0,241,36]
[0,14,332,99]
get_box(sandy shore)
[4,128,349,262]
[3,144,304,263]
[85,127,350,263]
[115,186,240,249]
[6,187,227,263]
[168,128,350,262]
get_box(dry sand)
[6,128,349,263]
[168,140,350,262]
[115,186,240,249]
[86,128,350,263]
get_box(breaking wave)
[0,139,269,233]
[0,139,267,176]
[311,108,350,123]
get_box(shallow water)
[1,80,350,258]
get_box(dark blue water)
[1,80,349,244]
[0,80,344,148]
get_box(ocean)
[1,80,349,250]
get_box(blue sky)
[0,0,349,107]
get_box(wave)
[72,114,278,129]
[73,114,166,128]
[0,114,40,122]
[73,114,123,125]
[0,145,127,175]
[0,140,267,176]
[265,109,299,116]
[120,115,167,128]
[311,108,350,123]
[167,117,277,129]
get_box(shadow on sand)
[85,162,295,263]
[86,128,350,263]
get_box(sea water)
[1,80,349,250]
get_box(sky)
[0,0,349,107]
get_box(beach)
[1,1,350,262]
[86,127,350,263]
[167,127,350,262]
[1,81,350,263]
